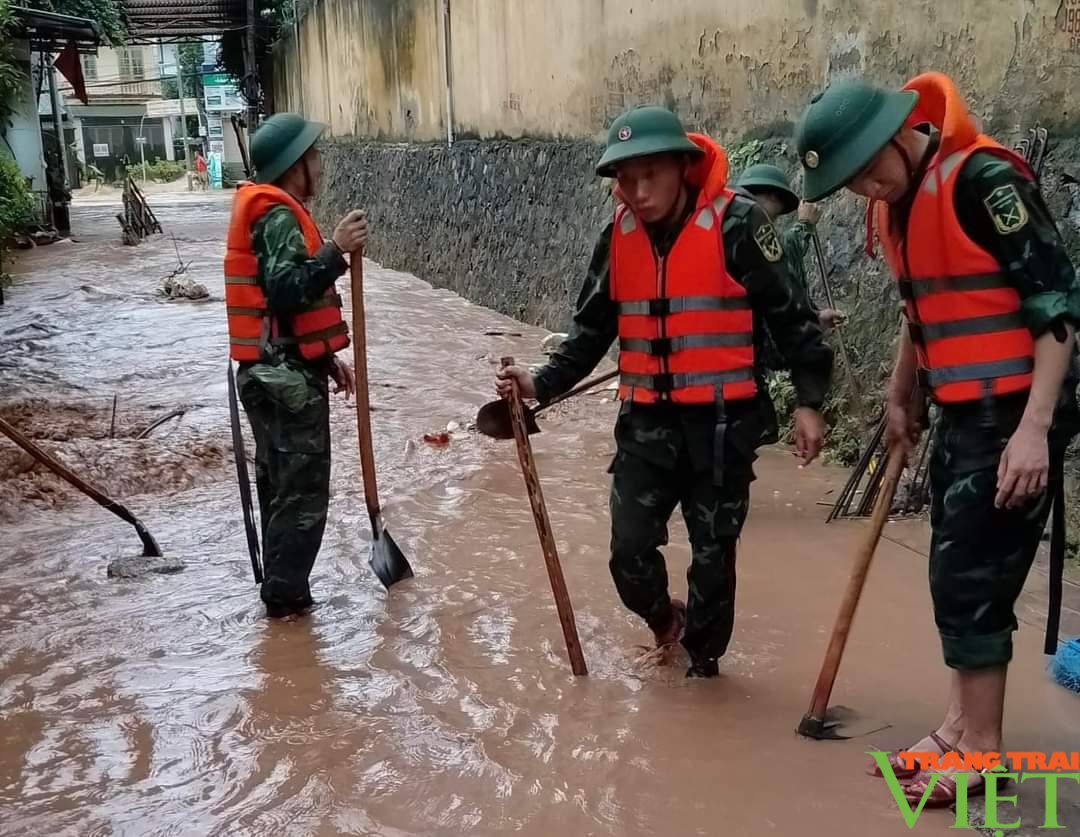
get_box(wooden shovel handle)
[806,449,905,721]
[502,356,588,676]
[533,369,619,417]
[350,254,381,531]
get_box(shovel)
[811,231,870,449]
[501,356,588,675]
[476,369,618,440]
[798,448,904,740]
[0,414,162,557]
[350,253,413,589]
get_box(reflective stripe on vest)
[917,356,1035,389]
[876,137,1035,404]
[609,188,756,406]
[619,368,756,393]
[616,296,751,316]
[223,182,350,363]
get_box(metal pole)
[177,56,192,190]
[293,0,304,98]
[47,60,69,187]
[139,114,147,183]
[442,0,455,147]
[246,0,259,133]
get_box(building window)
[82,53,97,80]
[118,48,145,81]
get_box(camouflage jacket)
[246,204,347,372]
[253,205,347,315]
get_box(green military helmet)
[595,105,703,177]
[735,163,800,215]
[795,78,918,202]
[251,112,327,185]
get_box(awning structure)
[10,6,101,52]
[121,0,248,43]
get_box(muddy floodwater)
[2,194,1078,836]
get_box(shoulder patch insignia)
[754,221,783,263]
[983,184,1029,235]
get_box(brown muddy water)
[1,194,1077,836]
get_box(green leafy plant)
[0,152,35,283]
[0,0,27,131]
[142,157,185,182]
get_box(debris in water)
[484,329,523,337]
[423,432,451,447]
[446,421,461,434]
[162,274,209,301]
[107,555,186,579]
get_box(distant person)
[736,164,845,331]
[225,113,368,619]
[195,151,209,190]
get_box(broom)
[1051,639,1080,694]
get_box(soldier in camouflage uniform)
[797,74,1080,805]
[736,163,846,334]
[228,114,369,618]
[497,107,833,678]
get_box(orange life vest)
[224,182,350,363]
[874,73,1035,404]
[610,133,756,405]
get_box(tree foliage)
[218,0,296,109]
[0,0,28,132]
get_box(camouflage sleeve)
[781,220,813,262]
[252,205,348,313]
[954,153,1080,339]
[724,198,833,409]
[780,220,817,306]
[532,223,619,404]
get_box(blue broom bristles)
[1051,638,1080,693]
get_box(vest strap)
[617,296,752,317]
[897,271,1010,301]
[620,367,755,394]
[908,311,1027,344]
[304,293,343,311]
[225,275,260,286]
[296,321,349,343]
[619,333,753,355]
[227,306,267,318]
[916,356,1034,388]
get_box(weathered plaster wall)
[274,0,1080,142]
[274,0,448,140]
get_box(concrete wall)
[4,40,47,216]
[274,0,449,140]
[275,0,1080,142]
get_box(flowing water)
[1,194,1077,836]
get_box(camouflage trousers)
[609,447,751,663]
[237,358,331,615]
[929,397,1066,670]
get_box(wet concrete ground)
[1,194,1078,836]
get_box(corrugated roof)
[121,0,248,42]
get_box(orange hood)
[901,72,979,158]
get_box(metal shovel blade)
[476,398,540,440]
[369,525,414,589]
[797,706,891,740]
